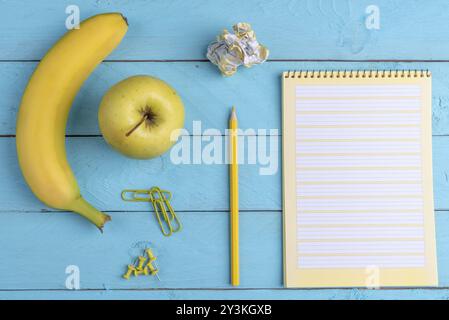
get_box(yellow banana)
[16,13,128,231]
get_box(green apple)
[98,75,185,159]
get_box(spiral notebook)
[282,70,437,288]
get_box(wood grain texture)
[0,138,281,212]
[0,210,448,292]
[0,211,281,290]
[2,0,449,300]
[3,61,449,136]
[2,135,449,212]
[2,0,449,61]
[2,289,449,300]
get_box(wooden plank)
[0,211,281,289]
[0,210,448,290]
[3,61,449,136]
[3,1,449,61]
[2,288,449,300]
[3,0,449,300]
[2,135,449,212]
[1,137,280,212]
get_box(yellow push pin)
[136,256,147,271]
[123,264,136,280]
[144,248,161,281]
[146,262,161,281]
[133,268,145,276]
[145,248,156,262]
[145,248,160,271]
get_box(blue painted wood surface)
[1,210,449,291]
[3,0,449,60]
[2,0,449,300]
[3,61,449,135]
[3,136,449,212]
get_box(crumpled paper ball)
[206,22,269,76]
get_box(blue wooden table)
[1,0,449,300]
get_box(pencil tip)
[230,106,237,119]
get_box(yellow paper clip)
[121,187,182,237]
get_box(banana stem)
[69,197,111,232]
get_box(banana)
[16,13,128,231]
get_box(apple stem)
[126,114,148,137]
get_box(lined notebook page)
[282,71,437,288]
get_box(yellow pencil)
[229,106,239,286]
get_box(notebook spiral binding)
[283,70,431,79]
